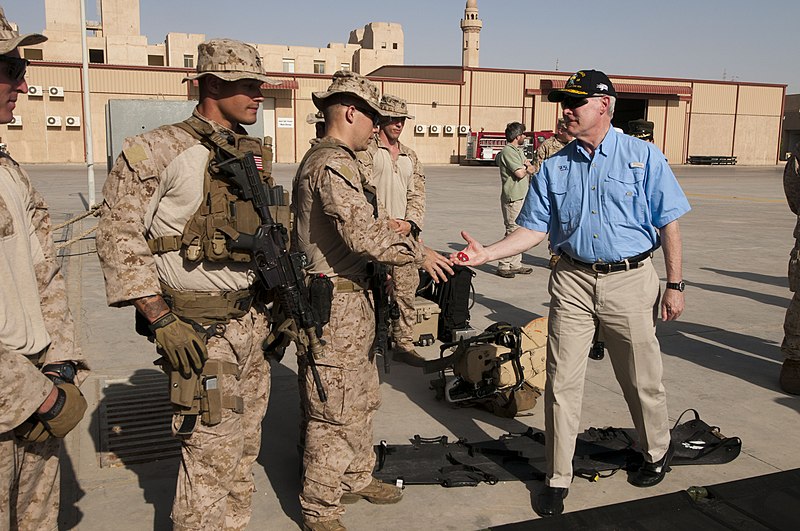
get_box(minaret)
[460,0,482,68]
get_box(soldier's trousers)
[782,242,800,361]
[498,198,524,271]
[392,263,419,349]
[300,291,380,523]
[171,307,270,531]
[545,258,670,488]
[0,433,60,531]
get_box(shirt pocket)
[0,194,15,239]
[548,178,581,233]
[602,169,646,223]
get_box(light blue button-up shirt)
[516,126,691,263]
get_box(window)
[23,48,43,61]
[393,43,398,50]
[282,59,295,73]
[183,54,194,68]
[147,55,164,66]
[89,49,105,64]
[381,42,387,49]
[340,63,351,72]
[313,61,325,74]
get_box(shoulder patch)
[326,157,360,187]
[123,143,148,165]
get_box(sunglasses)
[560,95,604,110]
[342,102,381,127]
[0,55,29,83]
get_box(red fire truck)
[464,130,554,164]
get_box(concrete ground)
[25,161,799,530]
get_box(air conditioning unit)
[65,116,81,127]
[414,124,427,134]
[27,85,43,97]
[458,125,471,135]
[429,124,441,135]
[443,124,455,135]
[46,116,62,127]
[48,86,64,98]
[8,115,21,127]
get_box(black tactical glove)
[149,312,208,378]
[15,382,88,442]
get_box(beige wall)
[1,64,784,166]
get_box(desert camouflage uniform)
[358,136,426,351]
[0,153,88,531]
[96,110,270,531]
[530,135,570,176]
[782,144,800,362]
[292,137,424,523]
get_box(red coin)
[457,252,469,262]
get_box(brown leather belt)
[562,250,653,274]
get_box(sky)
[5,0,799,92]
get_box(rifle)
[215,151,327,402]
[367,262,399,373]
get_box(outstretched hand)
[422,247,455,283]
[449,231,490,266]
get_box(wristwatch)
[666,281,685,292]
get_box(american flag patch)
[253,155,263,171]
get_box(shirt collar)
[575,125,615,160]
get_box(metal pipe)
[79,0,95,208]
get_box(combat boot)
[780,359,800,395]
[393,343,426,368]
[340,478,403,505]
[302,519,346,531]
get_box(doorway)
[612,98,647,133]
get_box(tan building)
[23,0,403,75]
[2,0,786,167]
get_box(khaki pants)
[300,291,380,523]
[392,263,419,349]
[545,258,671,488]
[171,307,271,531]
[0,433,60,531]
[499,198,524,271]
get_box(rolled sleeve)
[645,152,691,228]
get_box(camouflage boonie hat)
[379,94,414,119]
[183,38,280,84]
[312,71,384,116]
[0,7,47,55]
[306,111,324,124]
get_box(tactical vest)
[146,116,290,263]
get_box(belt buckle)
[592,262,609,273]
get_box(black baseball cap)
[628,119,655,139]
[548,69,617,102]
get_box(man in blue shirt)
[452,70,690,517]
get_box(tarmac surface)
[25,161,799,530]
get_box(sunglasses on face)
[560,95,603,110]
[0,55,29,83]
[342,102,381,127]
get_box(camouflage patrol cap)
[380,94,414,119]
[312,71,384,116]
[306,111,324,124]
[183,38,280,85]
[628,119,655,139]
[0,7,47,55]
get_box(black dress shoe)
[629,443,674,488]
[535,486,568,517]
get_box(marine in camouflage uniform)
[0,9,89,529]
[292,71,452,531]
[781,142,800,394]
[96,40,279,530]
[357,94,427,364]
